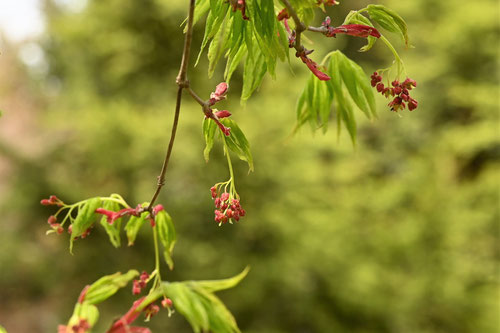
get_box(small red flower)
[161,298,173,308]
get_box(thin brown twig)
[148,0,196,209]
[280,0,306,54]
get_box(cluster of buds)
[371,72,418,112]
[321,16,381,38]
[229,0,248,20]
[206,82,232,136]
[211,187,246,225]
[132,271,150,295]
[40,195,64,206]
[47,215,64,234]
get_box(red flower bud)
[376,83,385,92]
[327,24,381,38]
[408,98,418,111]
[161,298,173,308]
[214,110,231,119]
[48,215,57,225]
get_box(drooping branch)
[148,0,196,209]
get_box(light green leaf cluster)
[202,117,253,171]
[193,0,290,101]
[64,270,139,332]
[296,50,376,144]
[162,267,249,333]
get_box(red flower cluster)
[230,0,249,20]
[211,187,246,225]
[41,195,63,206]
[132,271,150,295]
[371,72,418,112]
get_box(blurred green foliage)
[0,0,498,332]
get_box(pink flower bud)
[408,98,418,111]
[153,204,164,215]
[220,192,230,201]
[214,110,231,119]
[48,215,57,225]
[162,298,173,308]
[40,199,51,206]
[132,280,142,295]
[210,186,217,199]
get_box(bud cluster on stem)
[371,72,418,112]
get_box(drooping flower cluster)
[210,186,246,225]
[206,82,232,136]
[132,271,150,295]
[371,72,418,112]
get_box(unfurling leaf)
[202,117,218,162]
[70,197,102,252]
[221,118,253,171]
[99,200,122,248]
[124,211,148,246]
[84,270,139,305]
[367,4,410,46]
[156,210,177,270]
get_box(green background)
[0,0,498,332]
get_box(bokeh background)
[0,0,498,332]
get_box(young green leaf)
[66,303,99,331]
[202,117,218,162]
[328,52,356,144]
[70,197,102,252]
[336,51,376,119]
[221,118,254,171]
[367,4,410,46]
[84,270,139,305]
[156,210,177,270]
[241,47,267,101]
[196,266,250,293]
[124,211,148,246]
[163,273,246,333]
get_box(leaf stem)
[152,225,162,288]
